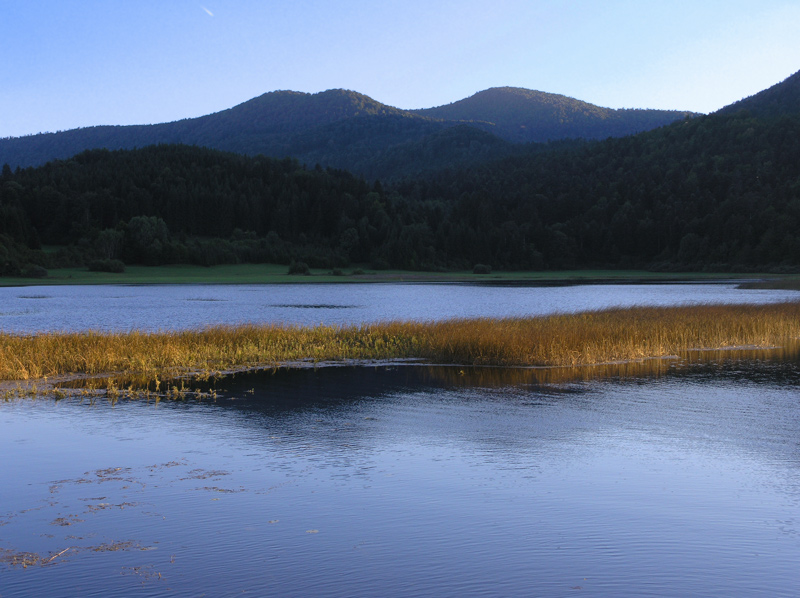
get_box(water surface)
[1,282,797,332]
[2,362,798,597]
[2,282,799,596]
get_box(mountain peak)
[413,87,696,143]
[0,84,696,171]
[471,86,583,101]
[211,88,406,131]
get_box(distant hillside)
[413,87,698,143]
[357,125,517,180]
[396,69,800,271]
[0,87,695,177]
[717,70,800,118]
[2,70,799,274]
[0,89,421,170]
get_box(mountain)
[0,87,695,177]
[2,69,799,274]
[717,70,800,118]
[394,68,800,270]
[0,89,423,170]
[413,87,697,143]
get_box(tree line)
[2,97,800,276]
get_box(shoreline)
[2,344,796,400]
[0,263,787,287]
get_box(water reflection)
[421,342,800,387]
[2,358,800,597]
[49,338,800,399]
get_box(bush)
[473,264,492,274]
[288,261,310,275]
[88,259,126,273]
[21,264,48,278]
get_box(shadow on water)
[209,346,800,410]
[5,340,800,598]
[422,342,800,388]
[48,341,800,411]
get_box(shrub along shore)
[1,302,799,388]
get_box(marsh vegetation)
[2,302,798,387]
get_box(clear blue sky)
[2,0,799,138]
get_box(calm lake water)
[1,363,799,597]
[1,283,799,597]
[0,281,798,332]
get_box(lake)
[1,283,799,597]
[0,281,798,332]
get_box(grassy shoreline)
[2,303,798,388]
[737,278,800,291]
[0,263,782,286]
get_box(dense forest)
[1,70,799,276]
[1,146,394,274]
[395,108,800,271]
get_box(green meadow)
[0,263,777,286]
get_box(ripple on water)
[1,362,798,597]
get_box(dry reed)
[1,302,799,383]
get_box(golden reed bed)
[1,302,799,384]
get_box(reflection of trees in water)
[49,340,800,404]
[417,361,673,387]
[419,341,800,388]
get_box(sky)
[2,0,800,138]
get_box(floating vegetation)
[0,302,798,392]
[0,461,236,572]
[0,542,151,569]
[1,373,221,404]
[120,563,166,581]
[181,469,231,481]
[0,547,72,568]
[91,541,143,553]
[51,516,84,527]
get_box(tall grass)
[1,303,799,383]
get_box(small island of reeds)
[2,302,799,391]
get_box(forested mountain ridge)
[0,87,695,177]
[717,69,800,118]
[412,87,698,143]
[395,69,800,271]
[0,89,418,170]
[3,70,799,276]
